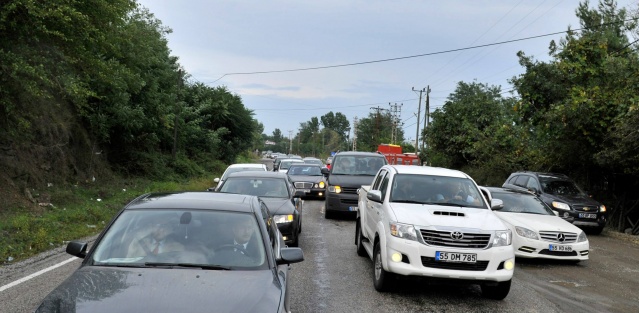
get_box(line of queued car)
[36,156,604,310]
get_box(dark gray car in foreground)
[35,192,304,313]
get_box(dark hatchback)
[503,171,607,234]
[287,163,326,200]
[217,171,305,246]
[35,192,304,313]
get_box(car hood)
[261,198,295,215]
[546,194,600,206]
[289,175,323,183]
[36,267,282,313]
[327,175,375,188]
[494,212,584,233]
[388,203,507,231]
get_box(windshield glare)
[91,210,267,269]
[540,178,585,196]
[390,174,485,209]
[492,192,555,215]
[220,177,289,198]
[331,156,385,175]
[288,165,322,176]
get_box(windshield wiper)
[144,262,231,270]
[392,199,429,204]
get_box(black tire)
[589,226,604,235]
[355,221,367,257]
[324,209,333,219]
[373,242,394,291]
[481,280,511,300]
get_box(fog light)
[282,236,288,240]
[391,252,402,262]
[319,192,323,196]
[563,212,570,218]
[504,259,515,270]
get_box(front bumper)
[383,236,514,283]
[559,211,607,228]
[513,236,589,261]
[277,221,298,244]
[325,192,358,212]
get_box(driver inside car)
[127,214,185,258]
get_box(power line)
[211,17,638,83]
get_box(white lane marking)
[0,257,78,292]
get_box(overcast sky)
[136,0,636,142]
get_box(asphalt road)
[1,179,638,312]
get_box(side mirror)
[213,177,220,183]
[321,167,330,176]
[367,190,383,203]
[490,199,504,211]
[66,241,88,258]
[277,247,304,265]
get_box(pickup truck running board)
[362,238,374,259]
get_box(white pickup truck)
[355,165,515,299]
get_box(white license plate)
[348,206,358,211]
[435,251,477,263]
[303,189,310,193]
[549,244,573,252]
[578,213,597,219]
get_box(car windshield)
[331,155,385,175]
[389,174,485,209]
[220,177,290,198]
[288,165,322,176]
[539,178,586,196]
[279,160,303,170]
[221,167,265,180]
[91,210,267,269]
[492,192,555,215]
[303,159,323,166]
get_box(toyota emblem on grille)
[557,233,565,242]
[451,231,464,240]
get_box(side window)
[379,173,390,200]
[372,170,387,190]
[526,177,540,191]
[514,175,529,188]
[506,175,517,185]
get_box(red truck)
[377,144,420,165]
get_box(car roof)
[334,151,384,157]
[386,165,470,178]
[227,163,266,169]
[226,171,289,179]
[512,171,569,179]
[485,186,535,196]
[125,192,258,213]
[290,163,321,167]
[303,157,320,160]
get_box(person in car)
[210,215,261,264]
[127,214,185,257]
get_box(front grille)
[574,205,598,212]
[538,249,578,257]
[341,187,359,194]
[340,198,358,205]
[421,257,489,271]
[539,231,577,243]
[420,230,491,248]
[294,182,313,189]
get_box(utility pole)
[421,86,431,152]
[388,102,403,144]
[370,106,387,145]
[352,116,358,151]
[288,130,293,155]
[412,87,426,153]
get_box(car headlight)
[515,226,539,240]
[577,231,588,242]
[493,230,512,247]
[389,222,418,241]
[274,214,294,224]
[552,201,571,211]
[319,181,325,188]
[599,204,606,213]
[328,185,341,193]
